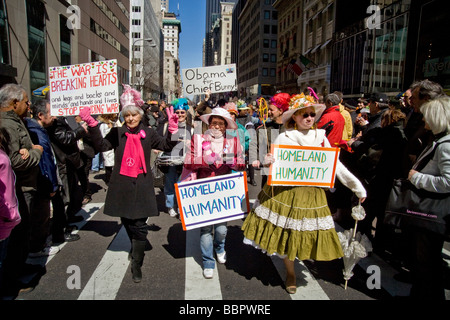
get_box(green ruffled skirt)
[242,184,343,261]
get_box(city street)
[12,169,450,305]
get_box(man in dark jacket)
[0,83,43,295]
[46,114,87,225]
[27,100,80,246]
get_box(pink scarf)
[120,132,147,178]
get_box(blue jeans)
[200,223,227,269]
[164,166,180,210]
[91,153,104,171]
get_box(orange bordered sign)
[268,145,340,188]
[175,172,250,231]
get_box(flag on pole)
[287,55,313,76]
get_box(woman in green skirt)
[242,94,367,294]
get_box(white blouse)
[274,129,367,199]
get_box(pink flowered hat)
[120,84,145,108]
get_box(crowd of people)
[0,79,448,300]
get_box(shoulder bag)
[384,141,450,236]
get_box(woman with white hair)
[79,85,179,283]
[406,95,450,300]
[242,94,367,294]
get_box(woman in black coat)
[79,89,179,283]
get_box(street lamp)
[131,38,157,88]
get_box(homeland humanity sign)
[175,172,249,231]
[49,59,120,116]
[268,145,340,188]
[181,64,237,96]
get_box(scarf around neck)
[120,130,147,178]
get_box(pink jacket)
[183,134,245,180]
[0,150,21,240]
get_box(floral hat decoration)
[281,93,326,124]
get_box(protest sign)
[49,59,119,116]
[175,172,249,231]
[181,64,237,96]
[268,145,340,188]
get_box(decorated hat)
[270,93,291,112]
[223,102,238,115]
[200,107,238,130]
[281,93,326,124]
[120,84,144,108]
[236,99,251,110]
[171,98,190,111]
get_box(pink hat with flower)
[120,84,145,108]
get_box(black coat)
[89,122,176,220]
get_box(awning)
[32,85,49,97]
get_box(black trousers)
[410,228,446,300]
[121,218,149,242]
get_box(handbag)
[384,178,450,235]
[384,141,450,236]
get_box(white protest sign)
[49,59,120,116]
[176,172,249,231]
[268,145,340,188]
[181,64,237,96]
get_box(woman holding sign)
[183,107,245,279]
[242,94,367,294]
[79,85,179,284]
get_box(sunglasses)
[175,111,186,115]
[301,112,316,118]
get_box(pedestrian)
[27,100,81,255]
[0,122,21,292]
[159,98,193,218]
[183,107,245,279]
[97,113,119,185]
[317,93,346,147]
[79,85,179,283]
[406,96,450,300]
[46,114,87,225]
[250,93,290,187]
[0,83,43,295]
[241,94,367,294]
[333,91,353,142]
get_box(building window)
[60,15,71,66]
[26,0,46,91]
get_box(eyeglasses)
[210,121,226,127]
[175,111,186,115]
[301,112,316,118]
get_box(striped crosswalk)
[24,202,450,300]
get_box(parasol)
[337,202,373,290]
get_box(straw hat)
[281,93,326,124]
[200,107,238,130]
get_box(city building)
[162,11,182,101]
[237,0,278,99]
[330,0,449,97]
[273,0,303,94]
[130,0,163,100]
[205,0,237,67]
[0,0,130,99]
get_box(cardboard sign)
[181,64,237,96]
[175,172,249,231]
[49,59,120,116]
[268,145,340,188]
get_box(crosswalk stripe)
[270,256,330,300]
[184,228,223,300]
[78,226,130,300]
